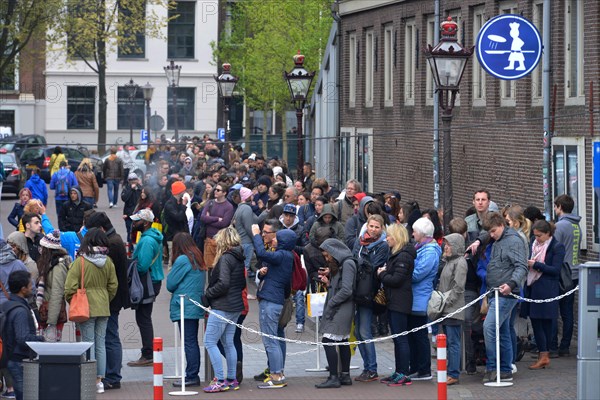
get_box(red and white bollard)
[153,337,163,400]
[437,334,447,400]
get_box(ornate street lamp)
[284,51,315,181]
[164,60,182,142]
[124,78,139,144]
[214,63,239,164]
[424,17,473,230]
[142,82,154,142]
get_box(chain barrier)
[242,343,318,356]
[187,286,578,348]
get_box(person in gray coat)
[315,238,356,389]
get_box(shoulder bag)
[69,257,90,323]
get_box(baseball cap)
[130,209,155,222]
[282,203,297,215]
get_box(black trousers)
[135,282,162,359]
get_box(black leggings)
[531,318,553,352]
[322,337,351,375]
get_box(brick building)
[335,0,599,260]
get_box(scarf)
[527,238,550,286]
[359,231,378,246]
[414,237,434,250]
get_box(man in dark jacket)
[163,180,189,268]
[3,270,45,400]
[60,186,92,232]
[85,212,128,390]
[121,173,142,248]
[344,196,374,250]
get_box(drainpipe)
[332,1,341,187]
[542,0,552,220]
[433,0,440,210]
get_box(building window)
[365,29,374,108]
[0,110,15,136]
[117,87,145,130]
[383,24,394,107]
[499,2,517,106]
[167,87,195,130]
[349,33,357,108]
[565,0,584,103]
[118,2,146,58]
[404,18,416,105]
[425,16,435,106]
[552,137,587,249]
[472,6,486,106]
[67,86,95,130]
[168,1,195,59]
[531,2,544,105]
[339,127,373,193]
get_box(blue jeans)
[105,311,122,384]
[388,310,410,375]
[83,196,95,207]
[242,243,254,270]
[178,319,200,381]
[408,314,431,375]
[7,360,23,400]
[443,324,462,379]
[551,279,576,351]
[205,310,240,381]
[294,290,305,325]
[483,296,517,372]
[259,300,284,374]
[80,316,109,377]
[106,179,120,205]
[355,306,377,372]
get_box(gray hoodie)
[554,213,581,279]
[486,227,528,295]
[0,240,29,305]
[438,233,467,321]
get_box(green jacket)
[64,255,118,318]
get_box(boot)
[339,372,352,386]
[315,375,341,389]
[236,361,243,384]
[529,351,550,370]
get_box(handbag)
[373,288,387,306]
[69,257,90,323]
[39,299,68,324]
[307,292,327,318]
[278,296,293,328]
[559,262,574,294]
[427,289,448,320]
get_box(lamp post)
[124,78,139,145]
[424,16,473,230]
[164,60,182,143]
[142,82,154,143]
[214,63,239,165]
[284,51,315,181]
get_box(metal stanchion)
[305,316,327,372]
[169,294,198,396]
[164,322,183,379]
[484,289,513,387]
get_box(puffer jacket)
[379,243,416,315]
[253,229,296,305]
[64,255,118,317]
[24,175,48,205]
[318,239,356,336]
[412,239,442,314]
[167,254,206,321]
[203,246,246,312]
[43,256,70,325]
[438,233,467,321]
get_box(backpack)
[127,257,157,309]
[57,171,71,197]
[291,251,307,291]
[354,256,377,307]
[0,302,28,368]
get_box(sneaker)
[354,370,378,382]
[1,391,16,399]
[172,378,201,387]
[226,379,240,391]
[203,378,229,393]
[96,382,104,394]
[387,373,412,387]
[295,323,304,333]
[408,372,432,381]
[466,362,477,375]
[500,371,513,381]
[558,348,571,357]
[127,356,153,367]
[109,202,113,208]
[339,373,352,386]
[254,368,270,381]
[482,370,494,383]
[511,363,518,374]
[101,380,121,390]
[380,372,401,384]
[258,376,287,389]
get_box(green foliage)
[212,0,333,113]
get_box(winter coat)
[297,203,316,227]
[438,234,467,322]
[344,196,374,249]
[308,204,345,243]
[523,237,565,319]
[554,213,581,279]
[279,214,308,254]
[2,294,44,361]
[303,242,326,292]
[8,202,25,228]
[43,256,70,325]
[133,228,164,283]
[102,155,123,180]
[163,196,189,241]
[233,202,257,245]
[121,183,142,216]
[253,229,296,305]
[485,227,528,296]
[74,170,99,202]
[64,255,118,317]
[332,195,355,226]
[60,187,92,232]
[203,246,246,313]
[50,168,78,201]
[105,228,129,313]
[7,231,38,281]
[319,239,356,336]
[24,174,48,205]
[167,255,206,321]
[379,243,416,315]
[352,228,390,269]
[412,240,442,314]
[0,243,29,305]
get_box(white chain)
[508,285,579,303]
[242,343,318,356]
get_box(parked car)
[101,149,147,178]
[0,134,47,158]
[0,149,27,196]
[19,146,103,184]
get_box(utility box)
[24,342,96,400]
[577,262,600,400]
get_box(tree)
[0,0,62,88]
[49,0,172,153]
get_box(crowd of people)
[0,136,581,399]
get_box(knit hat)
[128,172,139,181]
[412,217,435,237]
[354,192,367,203]
[240,187,253,202]
[40,231,62,250]
[130,208,155,222]
[257,176,272,188]
[171,181,186,195]
[282,203,297,215]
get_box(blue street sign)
[476,14,542,80]
[217,128,225,142]
[594,142,600,188]
[140,129,148,144]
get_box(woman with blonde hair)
[202,226,246,392]
[75,158,99,207]
[505,205,531,251]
